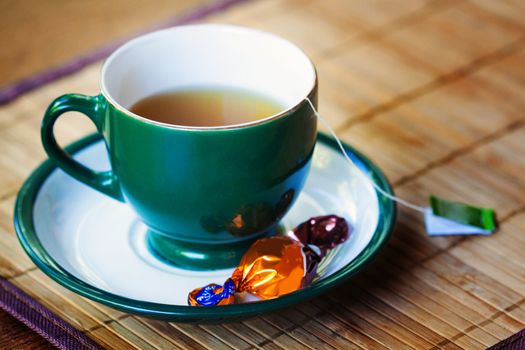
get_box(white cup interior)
[101,24,316,122]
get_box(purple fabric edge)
[0,0,249,105]
[0,277,104,350]
[488,328,525,350]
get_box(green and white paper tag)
[425,196,497,236]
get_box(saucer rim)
[14,133,396,321]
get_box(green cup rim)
[14,132,396,321]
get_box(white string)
[305,98,427,213]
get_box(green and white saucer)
[14,133,395,322]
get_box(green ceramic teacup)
[41,24,318,270]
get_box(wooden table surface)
[1,0,525,349]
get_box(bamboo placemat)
[1,0,525,348]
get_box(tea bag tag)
[303,98,498,236]
[425,195,496,236]
[424,209,493,236]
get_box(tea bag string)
[304,98,426,213]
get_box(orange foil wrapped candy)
[232,236,306,300]
[188,215,350,306]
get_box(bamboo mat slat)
[139,319,210,350]
[1,0,525,349]
[0,228,34,278]
[88,326,148,350]
[341,47,525,185]
[204,0,432,61]
[0,0,214,88]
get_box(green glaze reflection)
[41,90,318,269]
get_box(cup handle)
[41,93,124,202]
